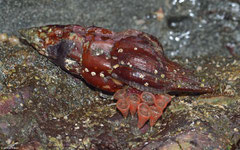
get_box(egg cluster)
[114,88,171,128]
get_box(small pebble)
[196,66,202,72]
[0,33,8,42]
[8,36,20,46]
[155,8,164,21]
[135,19,145,25]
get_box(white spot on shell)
[112,56,118,60]
[127,62,132,67]
[95,50,103,56]
[144,82,149,86]
[161,74,165,78]
[65,59,76,65]
[103,85,111,89]
[76,68,80,73]
[100,72,105,77]
[113,64,119,69]
[118,48,123,53]
[154,70,158,74]
[84,68,89,72]
[134,47,138,50]
[139,74,144,79]
[91,72,96,76]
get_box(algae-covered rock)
[0,0,240,149]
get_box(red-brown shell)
[19,25,213,94]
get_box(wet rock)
[0,0,240,149]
